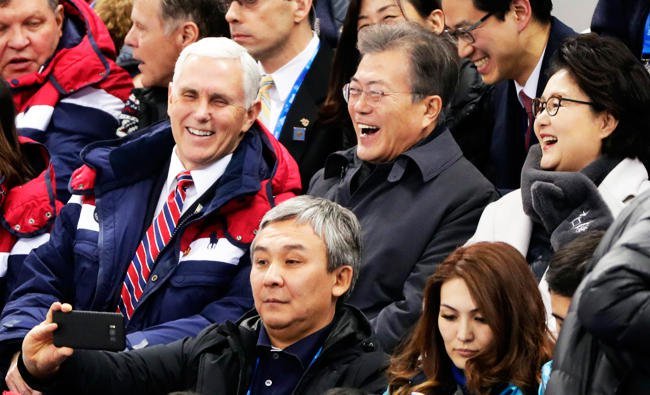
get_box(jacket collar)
[598,158,649,217]
[237,304,375,352]
[79,121,275,204]
[10,0,119,110]
[323,126,463,184]
[0,140,60,237]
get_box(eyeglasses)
[342,83,412,105]
[216,0,259,13]
[532,96,595,117]
[444,12,492,44]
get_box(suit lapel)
[278,42,333,163]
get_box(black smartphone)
[52,310,126,351]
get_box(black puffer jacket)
[547,188,650,394]
[22,305,389,395]
[445,59,493,178]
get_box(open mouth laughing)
[358,123,379,136]
[539,134,558,149]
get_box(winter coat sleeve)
[577,218,650,356]
[19,93,123,203]
[370,187,497,351]
[19,336,199,394]
[0,202,82,347]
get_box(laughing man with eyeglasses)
[309,23,498,353]
[442,0,576,192]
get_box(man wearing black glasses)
[309,23,498,353]
[442,0,575,191]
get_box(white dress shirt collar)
[262,33,320,101]
[257,33,320,133]
[154,148,233,217]
[515,45,547,106]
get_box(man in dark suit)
[442,0,575,190]
[221,0,340,189]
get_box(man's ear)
[167,82,174,110]
[420,95,442,130]
[425,9,445,35]
[242,100,261,132]
[179,22,200,47]
[55,4,64,37]
[331,265,353,298]
[293,0,312,24]
[510,0,533,32]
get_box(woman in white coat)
[469,33,650,333]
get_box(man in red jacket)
[0,0,132,202]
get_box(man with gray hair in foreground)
[17,196,388,394]
[0,36,301,391]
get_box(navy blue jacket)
[487,17,576,190]
[0,121,300,350]
[591,0,650,57]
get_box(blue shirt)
[248,324,331,394]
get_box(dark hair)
[160,0,229,38]
[0,80,34,187]
[388,242,554,395]
[318,0,442,126]
[548,33,650,166]
[357,23,458,104]
[317,0,363,126]
[472,0,552,24]
[547,230,604,297]
[397,0,440,19]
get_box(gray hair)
[172,37,261,108]
[357,23,459,105]
[252,196,362,300]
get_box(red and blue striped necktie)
[118,170,194,319]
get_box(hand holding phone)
[52,310,126,351]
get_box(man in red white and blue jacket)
[0,37,301,391]
[0,137,62,309]
[1,0,132,202]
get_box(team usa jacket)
[0,137,62,309]
[0,120,301,350]
[8,0,132,202]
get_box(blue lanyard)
[245,346,323,395]
[271,42,320,139]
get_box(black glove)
[521,145,614,250]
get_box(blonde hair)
[94,0,134,50]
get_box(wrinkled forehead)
[173,56,247,100]
[0,0,57,11]
[174,55,243,85]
